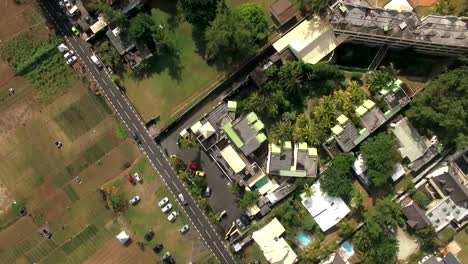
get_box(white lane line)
[172,182,180,192]
[109,89,115,96]
[78,45,85,53]
[156,159,162,166]
[149,148,155,155]
[116,100,123,108]
[205,231,212,239]
[101,77,108,86]
[124,111,130,119]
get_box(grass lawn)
[106,158,211,263]
[240,243,267,264]
[454,227,468,263]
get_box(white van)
[178,193,187,205]
[91,55,103,69]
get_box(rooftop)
[400,197,431,230]
[300,182,351,232]
[429,166,468,205]
[220,145,247,174]
[426,196,468,232]
[270,0,296,26]
[252,218,297,264]
[330,3,468,48]
[332,115,360,152]
[106,27,134,55]
[392,117,431,162]
[267,142,319,177]
[223,112,266,156]
[358,99,386,132]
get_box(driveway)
[396,227,419,260]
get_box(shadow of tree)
[129,44,183,81]
[192,24,207,58]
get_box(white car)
[129,195,141,205]
[63,0,71,8]
[133,173,142,183]
[178,193,187,205]
[63,50,75,59]
[161,203,172,213]
[167,211,177,222]
[179,225,189,234]
[66,56,77,65]
[158,197,169,207]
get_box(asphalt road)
[38,1,237,263]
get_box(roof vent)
[399,22,407,30]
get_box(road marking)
[205,231,212,239]
[116,100,123,108]
[124,111,130,119]
[172,182,180,192]
[149,148,154,155]
[109,89,115,96]
[101,78,108,86]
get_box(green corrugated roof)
[298,142,308,150]
[253,120,264,132]
[279,170,307,177]
[270,143,281,154]
[227,101,237,111]
[246,112,258,124]
[308,147,318,157]
[355,105,367,116]
[223,122,244,148]
[256,133,266,143]
[337,114,348,124]
[363,99,375,109]
[332,125,344,135]
[283,141,292,150]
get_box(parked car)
[178,193,187,205]
[161,203,172,213]
[66,56,77,65]
[236,218,246,230]
[130,130,141,144]
[63,50,74,59]
[188,162,198,170]
[84,15,94,24]
[144,229,154,241]
[58,0,64,8]
[63,0,71,8]
[240,212,251,226]
[195,170,205,177]
[158,197,169,207]
[127,174,135,185]
[217,210,227,222]
[167,211,177,222]
[204,186,212,197]
[179,224,189,234]
[161,251,171,261]
[133,172,142,183]
[153,243,163,253]
[71,26,79,36]
[129,196,140,205]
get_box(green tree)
[351,186,365,215]
[406,66,468,149]
[205,6,256,66]
[337,219,354,237]
[276,203,300,227]
[319,153,355,200]
[360,132,401,187]
[269,119,293,143]
[293,0,332,15]
[178,0,221,27]
[128,13,155,44]
[178,136,196,149]
[239,191,259,209]
[237,3,268,43]
[412,191,432,209]
[93,2,128,27]
[99,41,122,68]
[415,227,439,252]
[110,194,126,212]
[365,63,399,94]
[240,91,279,119]
[301,217,318,233]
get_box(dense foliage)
[128,13,155,44]
[98,40,122,69]
[93,2,128,27]
[406,66,468,149]
[239,191,259,209]
[293,0,332,15]
[319,153,355,201]
[0,33,74,99]
[365,64,398,94]
[412,191,432,209]
[360,132,401,187]
[353,198,402,264]
[237,3,269,43]
[179,0,221,27]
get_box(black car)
[144,229,154,241]
[240,212,251,226]
[84,16,94,24]
[153,244,163,254]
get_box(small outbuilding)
[116,231,130,245]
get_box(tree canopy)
[98,40,122,69]
[128,13,155,44]
[406,66,468,149]
[293,0,332,15]
[360,132,401,187]
[239,191,259,209]
[93,2,128,27]
[365,63,399,94]
[353,197,401,264]
[237,3,269,44]
[319,153,355,200]
[179,0,221,27]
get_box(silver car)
[179,224,189,234]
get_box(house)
[400,197,431,230]
[267,141,319,177]
[321,252,350,264]
[354,99,385,133]
[273,17,346,64]
[425,166,468,232]
[223,112,267,156]
[352,154,406,186]
[419,253,462,264]
[301,182,351,232]
[391,116,439,171]
[331,114,362,152]
[448,148,468,184]
[106,27,153,69]
[380,79,411,117]
[270,0,296,27]
[252,218,297,264]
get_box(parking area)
[58,0,92,32]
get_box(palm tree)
[269,119,293,143]
[178,136,196,149]
[303,183,315,197]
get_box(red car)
[188,162,198,170]
[127,174,135,185]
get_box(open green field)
[124,0,275,125]
[454,227,468,263]
[104,158,212,263]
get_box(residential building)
[391,116,439,171]
[300,182,351,232]
[400,197,431,230]
[321,252,350,264]
[352,154,406,186]
[267,141,319,177]
[223,112,267,156]
[106,27,153,69]
[331,114,362,152]
[419,253,461,264]
[448,149,468,184]
[270,0,297,27]
[355,99,386,132]
[252,218,297,264]
[329,2,468,56]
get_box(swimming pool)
[296,231,311,247]
[255,177,269,189]
[341,240,355,256]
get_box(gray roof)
[234,119,261,155]
[106,28,135,55]
[384,88,410,109]
[433,170,468,205]
[361,107,386,132]
[400,197,431,229]
[269,147,294,173]
[422,256,442,264]
[334,119,359,152]
[393,117,430,162]
[330,4,468,48]
[296,149,318,177]
[443,253,461,264]
[332,253,347,264]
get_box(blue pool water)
[296,232,311,246]
[341,241,355,255]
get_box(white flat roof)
[90,19,108,33]
[273,18,338,64]
[391,163,406,181]
[384,0,413,12]
[221,145,246,173]
[252,218,297,264]
[301,182,351,232]
[190,121,203,134]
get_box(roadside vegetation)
[0,32,74,100]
